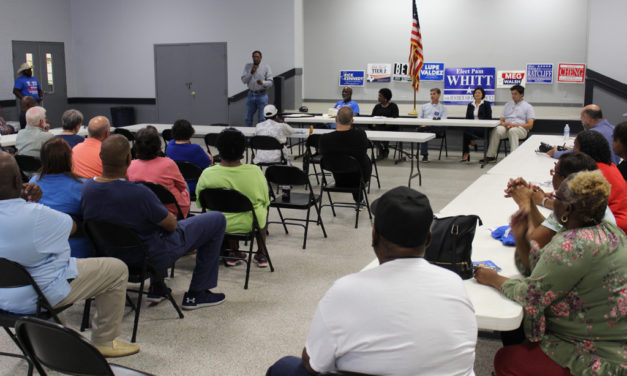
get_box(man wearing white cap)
[13,63,43,103]
[253,104,293,165]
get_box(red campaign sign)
[557,63,586,83]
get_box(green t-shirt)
[195,164,270,234]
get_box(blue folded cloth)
[491,225,515,246]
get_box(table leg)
[407,142,421,188]
[481,127,489,168]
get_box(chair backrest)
[204,133,219,148]
[320,155,362,175]
[265,165,310,187]
[306,134,322,150]
[249,135,283,151]
[175,160,203,181]
[161,129,173,143]
[140,182,183,219]
[198,188,259,232]
[16,317,115,376]
[15,154,41,172]
[113,128,135,142]
[83,220,147,270]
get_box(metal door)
[12,41,67,127]
[155,43,228,124]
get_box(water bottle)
[563,123,570,142]
[281,186,291,202]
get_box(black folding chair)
[84,220,184,343]
[162,129,173,153]
[15,317,154,376]
[249,135,288,168]
[14,155,41,182]
[175,161,203,201]
[303,134,325,185]
[0,258,72,376]
[113,128,136,158]
[366,140,381,192]
[204,133,221,163]
[198,188,274,289]
[265,165,327,249]
[320,155,372,229]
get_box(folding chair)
[14,155,41,182]
[366,140,381,192]
[84,220,184,343]
[249,135,287,167]
[162,129,173,153]
[113,128,136,158]
[175,161,203,201]
[204,133,221,163]
[15,317,153,376]
[265,165,327,249]
[198,188,274,289]
[320,155,372,229]
[303,134,325,185]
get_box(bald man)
[0,151,139,357]
[72,116,111,178]
[548,104,620,165]
[81,135,227,310]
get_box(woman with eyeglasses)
[461,86,492,162]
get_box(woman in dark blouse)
[371,88,399,159]
[462,86,492,162]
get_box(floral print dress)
[502,222,627,375]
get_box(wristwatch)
[541,196,549,207]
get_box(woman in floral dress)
[475,170,626,376]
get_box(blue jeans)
[245,92,268,126]
[266,356,312,376]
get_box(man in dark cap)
[266,186,478,376]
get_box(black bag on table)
[424,215,482,280]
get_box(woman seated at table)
[128,127,191,218]
[476,170,626,376]
[370,88,399,159]
[30,138,92,258]
[195,128,270,267]
[165,119,212,193]
[574,130,627,232]
[56,109,85,148]
[461,86,492,162]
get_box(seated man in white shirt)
[254,104,293,165]
[266,186,478,376]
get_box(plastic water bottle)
[563,123,570,142]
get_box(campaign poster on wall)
[443,67,495,105]
[392,63,411,82]
[496,70,526,88]
[557,63,586,83]
[526,64,553,84]
[420,63,445,81]
[367,64,392,82]
[339,70,365,87]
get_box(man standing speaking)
[241,50,273,126]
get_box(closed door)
[155,43,228,124]
[13,41,67,127]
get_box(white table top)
[284,115,500,128]
[0,127,89,148]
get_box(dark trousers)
[266,356,312,376]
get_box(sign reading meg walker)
[339,70,365,87]
[444,67,495,105]
[557,63,586,83]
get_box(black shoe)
[146,281,170,303]
[422,155,429,162]
[460,155,470,163]
[479,157,497,164]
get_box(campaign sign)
[339,70,365,87]
[557,63,586,83]
[497,70,526,88]
[420,63,445,81]
[392,63,411,82]
[443,67,495,105]
[526,64,553,84]
[367,63,392,82]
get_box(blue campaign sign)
[420,63,444,81]
[339,70,365,87]
[526,64,553,84]
[443,67,495,105]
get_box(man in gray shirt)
[418,88,448,162]
[482,85,535,163]
[241,50,273,127]
[15,106,53,158]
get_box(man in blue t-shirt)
[329,87,360,129]
[13,63,43,103]
[81,135,227,310]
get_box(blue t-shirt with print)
[14,75,42,100]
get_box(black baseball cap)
[371,186,433,247]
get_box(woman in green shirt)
[475,170,626,376]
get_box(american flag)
[408,0,423,91]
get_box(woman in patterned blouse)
[475,170,626,376]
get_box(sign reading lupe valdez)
[443,67,495,105]
[367,64,392,82]
[420,63,445,81]
[339,70,365,87]
[497,70,526,88]
[557,63,586,83]
[526,64,553,84]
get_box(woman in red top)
[575,130,627,232]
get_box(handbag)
[424,215,482,280]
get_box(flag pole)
[408,88,417,116]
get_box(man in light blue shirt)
[0,151,139,357]
[548,104,620,165]
[418,88,448,161]
[15,106,54,158]
[242,50,273,126]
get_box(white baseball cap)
[264,104,278,118]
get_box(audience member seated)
[475,170,626,376]
[0,104,15,135]
[613,121,627,180]
[370,88,399,160]
[15,106,53,158]
[418,87,448,162]
[19,96,36,129]
[0,151,139,357]
[267,187,478,376]
[56,109,85,148]
[128,127,191,218]
[461,86,492,162]
[30,138,93,258]
[195,129,270,267]
[72,115,111,178]
[319,107,371,199]
[328,87,359,129]
[81,135,226,309]
[574,130,627,232]
[253,104,293,165]
[165,119,212,193]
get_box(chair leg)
[244,238,254,289]
[131,280,145,343]
[276,207,289,234]
[2,327,36,376]
[444,131,448,157]
[302,206,312,249]
[312,164,320,185]
[364,187,372,220]
[80,298,92,332]
[354,191,361,229]
[314,199,328,238]
[373,160,381,189]
[165,292,184,319]
[169,261,175,278]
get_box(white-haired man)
[15,106,53,158]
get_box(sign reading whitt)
[443,67,495,105]
[367,64,392,82]
[392,63,411,82]
[526,64,553,84]
[497,70,526,88]
[420,63,445,81]
[339,70,365,87]
[557,63,586,83]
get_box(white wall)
[587,0,627,84]
[0,0,72,101]
[303,0,588,105]
[68,0,295,98]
